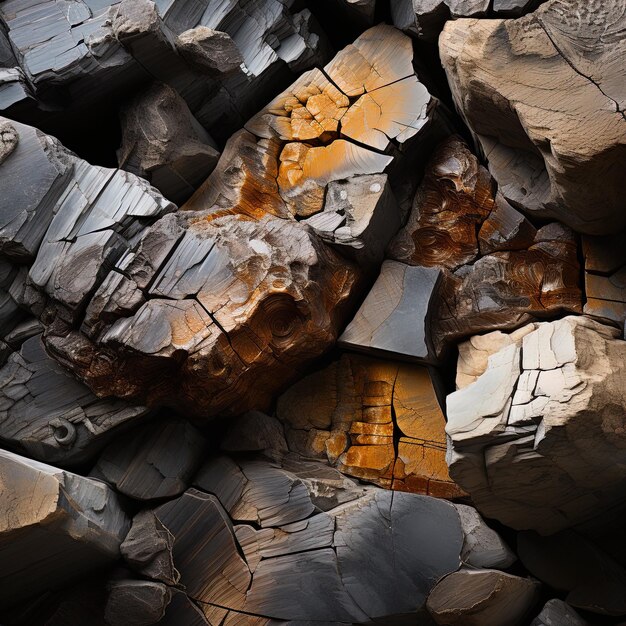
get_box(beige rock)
[439,1,626,234]
[447,316,626,534]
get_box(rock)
[492,0,544,16]
[426,568,540,626]
[220,411,288,457]
[176,27,244,76]
[46,211,360,418]
[117,82,220,204]
[0,119,17,164]
[391,0,490,42]
[154,477,465,622]
[446,316,626,534]
[454,504,516,569]
[583,232,626,324]
[303,174,402,269]
[105,580,172,626]
[236,24,452,218]
[388,136,535,270]
[92,416,206,500]
[518,530,626,616]
[432,223,581,353]
[277,353,463,497]
[339,261,444,362]
[0,449,129,610]
[0,334,150,466]
[121,511,180,586]
[439,1,626,235]
[530,599,588,626]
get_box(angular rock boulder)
[446,316,626,534]
[0,449,129,609]
[439,0,626,234]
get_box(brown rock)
[277,353,464,497]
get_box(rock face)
[277,353,463,497]
[530,599,588,626]
[440,0,626,235]
[446,316,626,534]
[154,457,468,623]
[0,449,129,609]
[117,82,220,204]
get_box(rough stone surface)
[92,416,206,500]
[426,568,540,626]
[440,1,626,234]
[117,82,220,204]
[277,353,463,497]
[176,27,244,76]
[530,599,588,626]
[105,580,172,626]
[447,316,626,534]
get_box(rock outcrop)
[446,316,626,534]
[439,0,626,235]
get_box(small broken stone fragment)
[176,27,244,76]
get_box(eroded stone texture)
[191,24,452,219]
[388,136,536,270]
[176,27,244,76]
[433,223,581,354]
[0,334,150,466]
[426,568,540,626]
[440,0,626,234]
[446,316,626,534]
[582,232,626,325]
[105,580,172,626]
[154,459,467,623]
[92,416,206,500]
[117,82,220,204]
[0,449,129,609]
[277,353,463,497]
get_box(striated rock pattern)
[447,316,626,534]
[277,353,464,497]
[3,4,626,623]
[439,0,626,235]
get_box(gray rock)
[105,580,172,626]
[0,334,150,466]
[176,27,244,76]
[117,82,220,204]
[0,448,129,610]
[339,261,443,362]
[92,416,206,500]
[121,511,180,586]
[426,568,540,626]
[220,411,288,457]
[530,599,588,626]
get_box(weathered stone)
[426,568,540,626]
[583,232,626,325]
[303,174,402,269]
[176,27,243,76]
[278,353,463,497]
[446,316,626,534]
[433,223,581,353]
[155,475,465,622]
[519,530,626,616]
[530,599,588,626]
[220,411,288,457]
[0,449,129,609]
[92,416,206,500]
[454,504,516,569]
[121,511,180,586]
[0,334,150,466]
[339,261,444,362]
[117,82,220,204]
[440,1,626,234]
[105,580,172,626]
[388,136,535,269]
